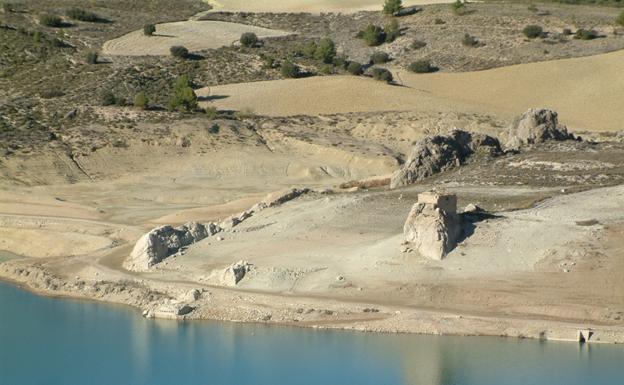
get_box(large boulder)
[506,108,574,149]
[390,130,501,188]
[124,222,220,271]
[221,260,253,286]
[404,192,461,260]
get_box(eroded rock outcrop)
[404,192,461,260]
[124,222,220,271]
[390,130,502,188]
[221,260,254,286]
[506,108,575,150]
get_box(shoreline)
[2,261,623,344]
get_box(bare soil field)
[199,49,624,132]
[103,20,291,56]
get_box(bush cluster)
[280,60,300,78]
[301,38,336,63]
[240,32,259,47]
[347,61,363,75]
[408,60,437,73]
[574,29,598,40]
[370,51,390,64]
[359,20,400,46]
[39,14,64,27]
[523,25,543,39]
[371,67,393,83]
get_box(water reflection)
[1,282,622,385]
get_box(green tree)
[144,24,156,36]
[240,32,259,47]
[383,0,402,14]
[170,45,189,59]
[169,75,197,112]
[314,38,336,64]
[523,25,543,39]
[450,0,466,16]
[347,61,363,75]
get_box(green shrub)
[39,14,64,27]
[383,0,402,14]
[618,11,624,27]
[462,33,479,47]
[523,25,543,39]
[319,64,334,74]
[450,0,466,15]
[143,24,156,36]
[574,29,598,40]
[100,90,117,106]
[85,51,98,64]
[527,4,538,12]
[169,75,198,112]
[371,67,393,83]
[281,60,300,78]
[133,92,149,110]
[260,53,276,69]
[370,51,390,64]
[347,61,363,75]
[170,45,189,59]
[301,41,317,58]
[562,28,572,36]
[434,18,446,25]
[40,88,65,99]
[240,32,259,47]
[408,60,437,73]
[66,8,103,22]
[315,37,336,63]
[385,19,400,43]
[204,106,219,120]
[332,55,348,69]
[361,24,385,46]
[411,39,426,49]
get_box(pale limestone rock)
[506,108,574,150]
[404,192,461,260]
[221,261,253,286]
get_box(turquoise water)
[0,281,622,385]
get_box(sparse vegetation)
[383,0,403,14]
[170,45,189,59]
[371,67,393,83]
[451,0,467,16]
[408,60,438,73]
[85,51,98,64]
[169,75,198,112]
[280,60,300,78]
[240,32,259,47]
[66,8,106,23]
[133,92,149,110]
[575,29,599,40]
[523,25,544,39]
[618,11,624,27]
[462,33,479,47]
[204,106,218,120]
[370,51,390,64]
[347,61,364,75]
[39,14,64,28]
[144,24,156,36]
[100,90,118,106]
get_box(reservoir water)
[0,281,622,385]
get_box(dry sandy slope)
[102,20,290,56]
[199,49,624,132]
[206,0,451,13]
